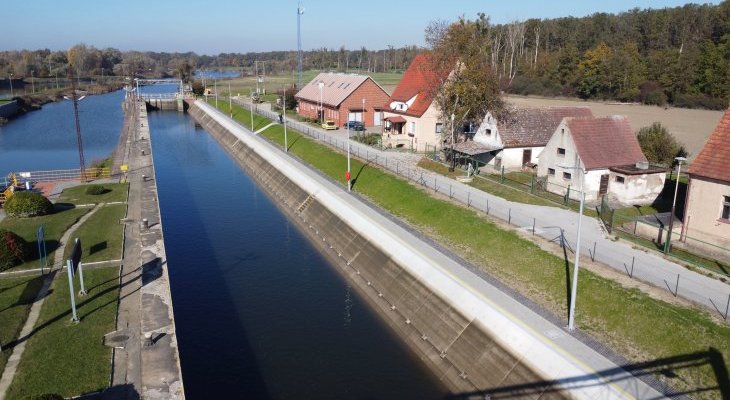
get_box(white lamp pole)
[31,70,35,94]
[362,98,366,125]
[318,81,324,123]
[8,74,13,97]
[560,165,585,331]
[228,81,232,118]
[283,91,288,152]
[664,156,687,254]
[347,119,351,191]
[214,78,218,108]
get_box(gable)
[689,107,730,183]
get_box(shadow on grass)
[349,161,371,191]
[446,348,729,400]
[0,275,49,314]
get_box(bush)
[85,184,108,195]
[0,229,27,270]
[3,191,53,218]
[673,93,728,110]
[637,122,688,166]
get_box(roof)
[446,141,502,156]
[384,116,406,123]
[294,73,373,107]
[689,107,730,182]
[499,107,593,148]
[567,116,648,170]
[386,53,451,118]
[609,164,668,175]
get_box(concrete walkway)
[0,204,102,400]
[233,97,730,316]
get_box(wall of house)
[609,171,666,205]
[340,80,390,127]
[296,99,339,122]
[382,102,442,152]
[538,122,586,199]
[683,176,730,251]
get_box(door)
[599,174,609,196]
[373,110,382,126]
[522,149,532,166]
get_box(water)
[0,90,124,175]
[148,111,447,399]
[194,70,240,79]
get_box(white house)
[381,53,451,152]
[538,116,667,205]
[469,107,594,170]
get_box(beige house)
[538,116,666,205]
[682,107,730,253]
[381,53,450,152]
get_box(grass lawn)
[0,206,90,271]
[58,183,129,205]
[63,204,126,264]
[212,102,730,398]
[0,276,46,374]
[6,267,119,399]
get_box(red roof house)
[682,107,730,252]
[538,116,667,204]
[294,73,389,128]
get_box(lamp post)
[318,81,324,123]
[283,91,288,152]
[8,73,13,97]
[31,70,35,94]
[664,157,687,254]
[214,78,218,108]
[346,118,351,191]
[228,81,232,118]
[559,164,585,331]
[449,113,455,172]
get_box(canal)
[147,110,448,399]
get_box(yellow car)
[321,120,338,130]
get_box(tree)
[637,122,688,166]
[577,42,613,98]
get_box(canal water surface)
[148,110,448,399]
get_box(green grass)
[211,101,730,398]
[58,183,129,205]
[62,204,126,264]
[6,267,119,399]
[0,206,90,271]
[0,276,46,374]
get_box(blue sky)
[3,0,721,54]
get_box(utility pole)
[297,1,305,89]
[68,68,86,182]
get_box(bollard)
[141,149,146,156]
[142,218,149,230]
[674,274,679,297]
[508,209,511,225]
[591,242,596,261]
[532,218,536,234]
[467,192,471,207]
[449,184,452,199]
[141,174,147,182]
[486,199,489,215]
[143,332,154,347]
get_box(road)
[232,97,730,318]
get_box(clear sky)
[3,0,721,54]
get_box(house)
[294,73,390,128]
[538,116,667,204]
[456,107,594,170]
[682,107,730,252]
[381,53,451,152]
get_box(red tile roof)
[499,107,593,148]
[689,107,730,182]
[295,73,379,107]
[385,53,451,118]
[567,116,647,170]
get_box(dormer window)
[486,129,492,136]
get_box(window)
[435,123,443,134]
[486,128,492,136]
[557,147,566,156]
[615,176,625,184]
[563,172,572,180]
[722,196,730,220]
[548,168,555,176]
[409,121,416,134]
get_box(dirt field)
[507,95,726,160]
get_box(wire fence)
[230,99,730,316]
[2,168,110,186]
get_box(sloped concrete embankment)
[187,101,661,399]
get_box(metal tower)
[68,69,86,181]
[297,0,304,89]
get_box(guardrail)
[2,167,111,186]
[139,93,179,100]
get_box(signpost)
[66,238,85,322]
[36,225,47,275]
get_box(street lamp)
[214,78,218,108]
[8,74,13,97]
[559,164,586,331]
[346,116,351,191]
[664,157,687,254]
[283,91,288,152]
[318,81,324,123]
[228,81,232,118]
[31,70,35,94]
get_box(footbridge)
[133,78,186,111]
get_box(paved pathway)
[0,204,102,400]
[234,97,730,316]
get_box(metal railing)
[3,167,111,186]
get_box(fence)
[226,99,730,315]
[2,167,111,186]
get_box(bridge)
[133,78,186,111]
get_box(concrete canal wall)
[0,101,19,118]
[188,100,663,399]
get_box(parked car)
[343,121,365,131]
[321,120,338,130]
